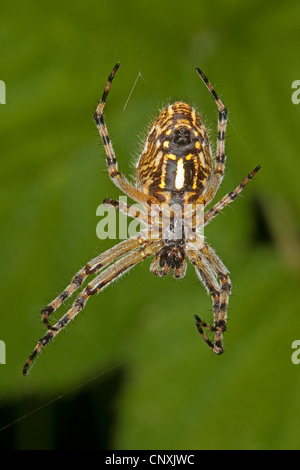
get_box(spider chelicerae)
[23,64,260,375]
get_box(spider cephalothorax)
[151,244,187,279]
[23,63,260,375]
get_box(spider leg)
[195,68,228,204]
[94,63,158,207]
[23,240,162,376]
[102,199,164,243]
[200,243,231,340]
[41,236,146,330]
[204,165,261,226]
[188,249,224,354]
[103,198,147,225]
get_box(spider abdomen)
[136,102,212,204]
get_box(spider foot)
[194,315,224,355]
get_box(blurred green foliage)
[1,0,300,450]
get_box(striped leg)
[200,243,231,344]
[103,198,147,225]
[195,68,228,204]
[188,250,224,355]
[41,236,145,330]
[204,165,261,226]
[94,64,157,207]
[23,240,162,376]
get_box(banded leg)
[188,250,224,354]
[23,240,163,376]
[103,198,147,225]
[94,63,158,207]
[200,242,231,341]
[204,165,261,226]
[195,68,228,204]
[41,235,146,330]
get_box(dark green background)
[1,0,300,450]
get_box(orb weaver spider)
[23,64,260,375]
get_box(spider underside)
[23,64,260,375]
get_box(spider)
[23,64,260,375]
